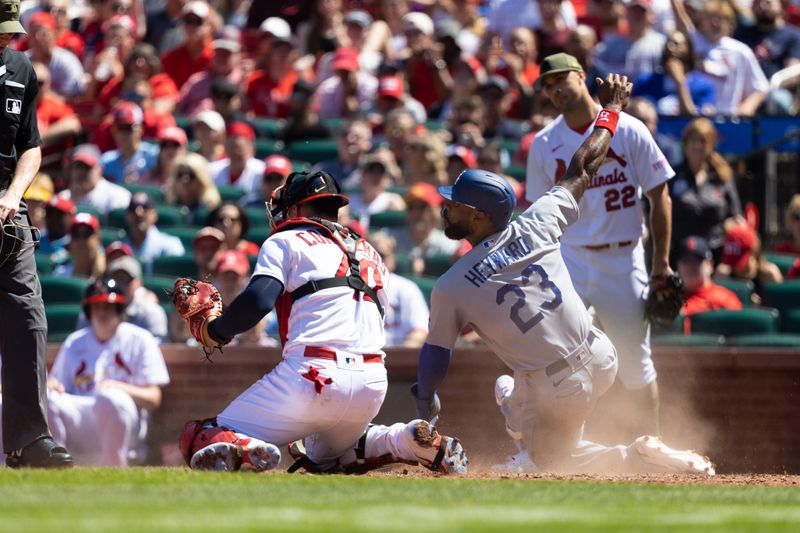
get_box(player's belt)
[303,346,384,363]
[582,240,634,251]
[545,330,597,377]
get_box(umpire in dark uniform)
[0,0,72,467]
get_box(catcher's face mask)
[266,171,348,229]
[0,218,39,268]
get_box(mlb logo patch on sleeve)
[6,98,21,114]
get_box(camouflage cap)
[534,53,583,90]
[0,0,25,35]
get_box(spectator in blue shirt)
[122,192,185,274]
[101,102,159,183]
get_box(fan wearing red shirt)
[677,236,743,318]
[401,12,453,113]
[160,2,214,90]
[33,61,81,146]
[244,22,297,118]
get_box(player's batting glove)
[410,382,441,426]
[172,278,229,354]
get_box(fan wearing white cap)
[401,11,454,112]
[245,17,298,118]
[161,1,214,90]
[192,110,227,162]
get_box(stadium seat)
[783,309,800,333]
[246,226,270,245]
[370,210,407,230]
[143,276,177,304]
[174,115,192,134]
[40,276,91,304]
[689,308,779,336]
[504,165,526,182]
[75,205,104,223]
[726,333,800,347]
[321,117,344,133]
[163,226,202,249]
[292,160,313,173]
[255,138,286,159]
[408,276,436,305]
[424,120,445,131]
[287,139,338,163]
[107,206,187,229]
[45,304,83,342]
[762,281,800,317]
[151,255,197,278]
[35,253,54,275]
[651,314,685,335]
[244,207,268,225]
[192,207,211,226]
[122,183,166,204]
[100,227,127,247]
[394,254,413,276]
[217,185,246,202]
[651,333,724,347]
[763,253,796,276]
[251,118,286,138]
[500,139,520,155]
[713,278,755,306]
[423,254,453,277]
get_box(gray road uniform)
[427,187,651,472]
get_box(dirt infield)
[366,467,800,486]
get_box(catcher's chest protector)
[273,217,384,317]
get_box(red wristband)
[594,109,619,136]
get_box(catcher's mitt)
[172,278,227,354]
[645,273,685,326]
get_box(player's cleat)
[404,420,468,474]
[633,435,716,476]
[6,437,73,469]
[494,374,514,406]
[190,440,281,472]
[491,450,539,474]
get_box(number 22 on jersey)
[496,263,562,333]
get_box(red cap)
[788,258,800,280]
[157,126,188,146]
[264,155,292,178]
[331,47,360,72]
[446,145,477,169]
[71,213,100,233]
[71,143,101,168]
[405,182,442,207]
[29,12,57,30]
[226,121,255,141]
[721,224,757,271]
[47,195,77,215]
[112,102,144,126]
[193,226,225,245]
[105,241,134,259]
[216,250,250,276]
[378,76,404,100]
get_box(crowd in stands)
[14,0,800,349]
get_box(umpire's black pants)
[0,214,50,453]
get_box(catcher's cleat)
[495,374,514,406]
[403,420,468,474]
[491,450,539,475]
[190,440,281,472]
[633,435,716,476]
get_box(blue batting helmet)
[438,169,517,230]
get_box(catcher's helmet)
[82,278,128,318]
[267,170,349,227]
[438,169,517,230]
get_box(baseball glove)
[645,273,685,326]
[172,278,227,353]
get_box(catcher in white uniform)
[414,74,713,475]
[173,170,468,474]
[526,53,676,438]
[25,279,168,466]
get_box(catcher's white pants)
[562,240,655,390]
[216,354,421,470]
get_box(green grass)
[0,468,799,532]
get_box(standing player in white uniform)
[413,74,713,474]
[526,53,675,439]
[29,279,168,466]
[178,170,468,474]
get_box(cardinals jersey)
[50,323,170,396]
[426,187,594,371]
[253,224,389,357]
[526,111,674,247]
